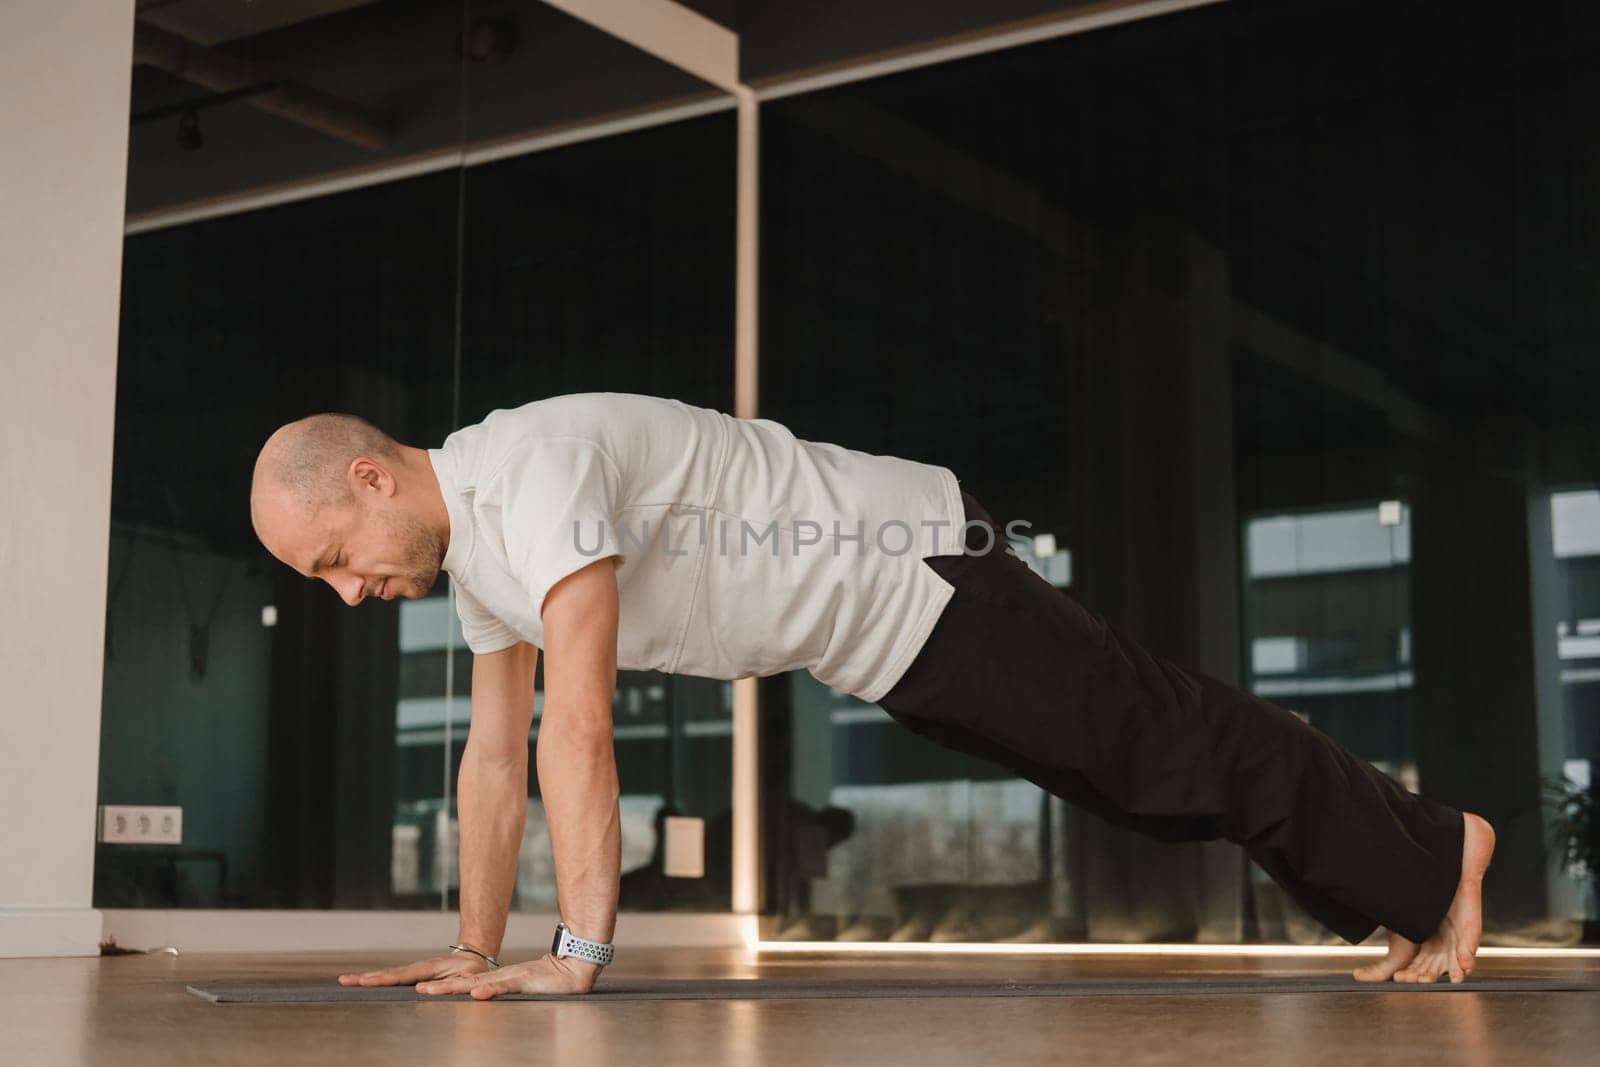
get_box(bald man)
[251,392,1494,998]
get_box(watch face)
[552,925,563,955]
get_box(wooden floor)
[5,947,1597,1066]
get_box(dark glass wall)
[101,0,735,911]
[103,0,1600,942]
[759,0,1600,943]
[102,174,461,909]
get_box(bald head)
[251,414,449,606]
[252,413,401,520]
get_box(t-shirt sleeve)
[496,436,624,620]
[451,581,521,655]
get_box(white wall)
[0,0,135,956]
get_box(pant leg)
[879,489,1464,945]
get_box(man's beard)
[381,506,445,597]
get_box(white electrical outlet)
[99,805,183,845]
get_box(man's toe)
[1396,959,1431,983]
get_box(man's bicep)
[539,557,619,736]
[467,641,539,761]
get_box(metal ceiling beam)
[132,21,390,149]
[751,0,1228,102]
[536,0,740,93]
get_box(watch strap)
[551,922,614,967]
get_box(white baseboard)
[0,908,104,958]
[98,909,753,955]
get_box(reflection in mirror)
[104,0,738,915]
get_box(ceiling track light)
[459,16,517,66]
[129,80,281,153]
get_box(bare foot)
[1353,812,1496,984]
[1352,928,1418,982]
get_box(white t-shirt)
[428,392,965,703]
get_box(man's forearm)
[535,720,621,948]
[456,749,528,958]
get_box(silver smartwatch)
[551,921,614,967]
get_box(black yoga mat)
[188,974,1600,1003]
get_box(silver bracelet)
[448,943,499,969]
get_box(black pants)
[878,490,1464,944]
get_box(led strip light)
[740,920,1600,958]
[752,942,1600,958]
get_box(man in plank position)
[249,392,1495,998]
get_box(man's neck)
[402,444,452,554]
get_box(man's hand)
[337,951,488,988]
[416,954,599,999]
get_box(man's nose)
[332,574,364,607]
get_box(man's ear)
[348,456,395,496]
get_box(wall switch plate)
[662,815,704,878]
[99,805,182,845]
